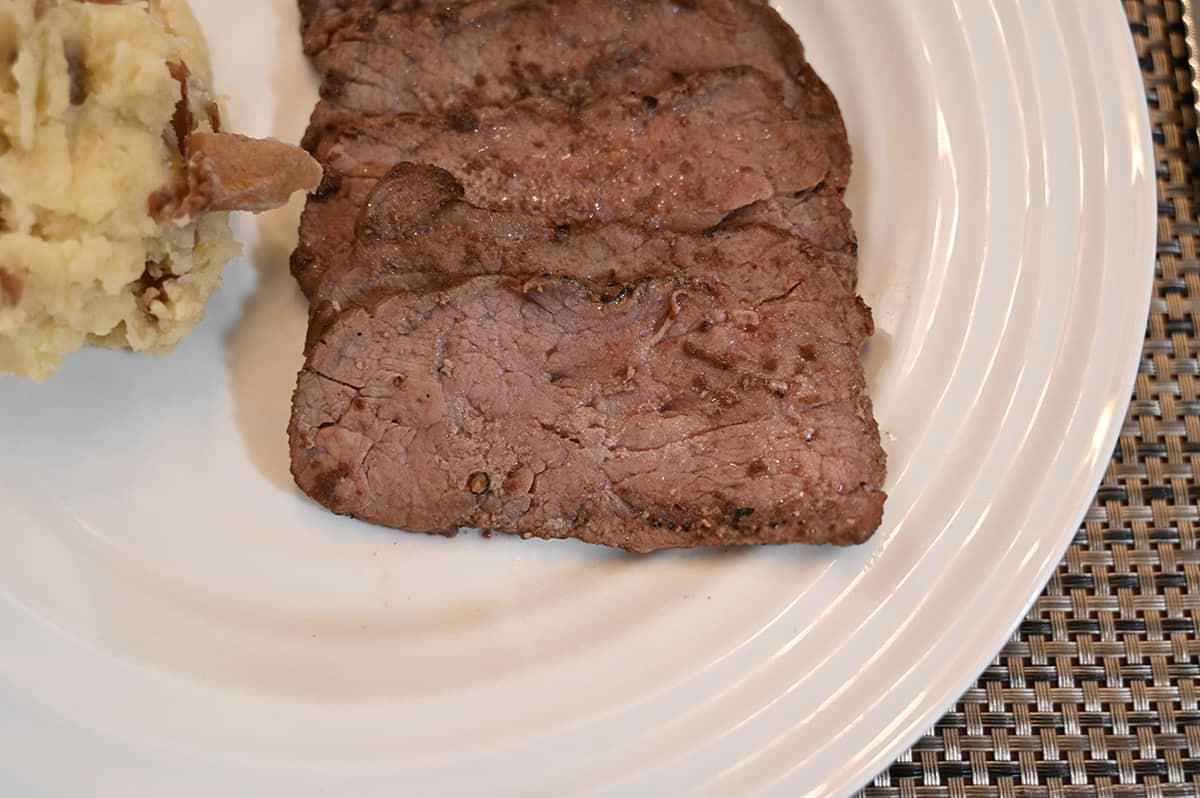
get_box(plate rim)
[835,3,1157,793]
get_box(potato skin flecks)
[0,0,318,381]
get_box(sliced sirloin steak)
[294,68,833,295]
[297,0,850,189]
[290,274,885,552]
[290,0,884,550]
[306,164,858,347]
[294,174,858,311]
[310,69,829,229]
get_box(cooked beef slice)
[309,164,857,331]
[295,172,857,304]
[314,69,827,227]
[297,0,850,189]
[291,2,882,551]
[290,274,885,552]
[293,69,831,294]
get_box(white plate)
[0,1,1154,795]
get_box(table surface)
[861,1,1200,794]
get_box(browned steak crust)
[293,68,833,296]
[297,0,849,188]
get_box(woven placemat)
[859,1,1198,795]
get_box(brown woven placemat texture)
[858,1,1199,795]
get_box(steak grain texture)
[290,275,885,552]
[297,0,850,188]
[294,69,833,296]
[289,0,885,550]
[308,164,857,341]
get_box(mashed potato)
[0,0,319,380]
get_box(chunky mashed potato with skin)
[0,0,320,381]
